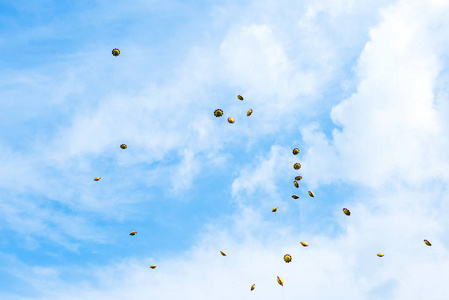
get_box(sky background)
[1,0,449,299]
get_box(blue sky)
[1,0,449,299]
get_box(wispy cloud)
[2,0,449,299]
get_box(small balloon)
[277,276,283,286]
[214,109,223,117]
[112,48,120,56]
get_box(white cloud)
[5,0,449,299]
[304,0,449,189]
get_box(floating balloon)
[220,251,227,256]
[130,231,137,236]
[283,254,292,263]
[308,191,314,197]
[424,239,432,246]
[293,163,301,170]
[237,95,244,101]
[292,148,300,155]
[150,265,156,269]
[227,117,235,124]
[112,48,120,56]
[292,195,299,199]
[300,241,308,247]
[120,144,127,149]
[251,284,255,291]
[294,181,299,188]
[377,253,384,257]
[343,208,350,216]
[214,109,223,117]
[247,109,253,116]
[295,176,302,181]
[272,207,278,212]
[277,276,283,286]
[94,177,101,181]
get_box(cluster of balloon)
[92,62,435,291]
[213,95,253,125]
[212,100,433,292]
[92,49,158,270]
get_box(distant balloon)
[112,48,120,56]
[120,144,127,149]
[343,208,350,216]
[220,251,227,256]
[300,241,308,247]
[292,148,300,155]
[283,254,292,263]
[130,231,137,236]
[94,177,101,181]
[308,191,314,197]
[277,276,284,286]
[295,176,302,181]
[227,117,235,124]
[150,265,156,269]
[247,109,253,116]
[292,195,299,199]
[272,207,278,212]
[293,163,301,170]
[214,109,223,117]
[424,239,432,246]
[251,284,255,291]
[294,181,299,188]
[237,95,244,101]
[377,253,384,257]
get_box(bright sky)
[1,0,449,299]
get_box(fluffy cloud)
[305,0,449,189]
[4,0,449,299]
